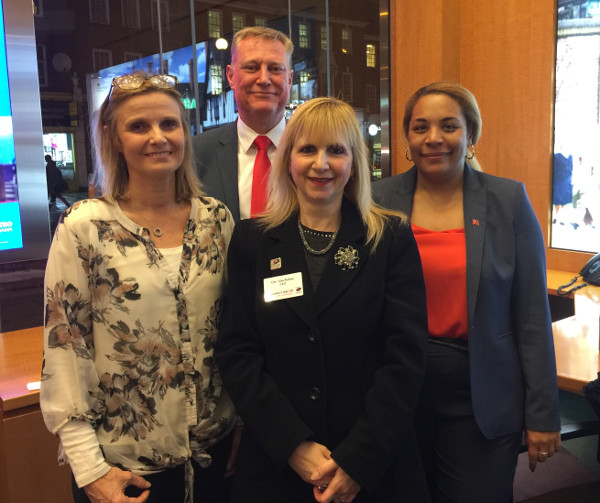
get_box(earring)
[466,145,475,160]
[405,148,413,162]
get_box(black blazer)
[216,200,430,502]
[192,122,241,221]
[373,165,561,439]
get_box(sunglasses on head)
[107,74,178,101]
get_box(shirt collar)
[237,116,286,153]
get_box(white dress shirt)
[236,117,286,220]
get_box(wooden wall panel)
[390,0,593,271]
[390,0,461,172]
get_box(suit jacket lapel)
[314,199,368,314]
[215,123,241,221]
[381,166,418,215]
[266,217,320,333]
[462,165,486,330]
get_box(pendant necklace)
[297,217,341,255]
[129,202,176,239]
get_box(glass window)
[551,1,600,253]
[89,0,109,25]
[92,49,112,72]
[320,25,327,51]
[299,23,309,49]
[33,0,391,194]
[341,28,352,55]
[209,10,222,39]
[232,13,245,33]
[366,44,376,67]
[342,71,353,102]
[121,0,140,29]
[37,45,48,87]
[210,65,223,95]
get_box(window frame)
[121,0,140,29]
[92,48,113,72]
[208,10,222,39]
[89,0,110,25]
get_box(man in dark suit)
[192,26,294,221]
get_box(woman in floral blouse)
[40,73,236,503]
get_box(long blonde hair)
[92,72,202,202]
[261,97,406,251]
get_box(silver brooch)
[334,246,359,271]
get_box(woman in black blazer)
[216,97,430,503]
[373,82,561,503]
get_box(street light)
[215,38,228,50]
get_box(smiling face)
[407,93,472,182]
[289,133,353,212]
[113,92,185,183]
[227,36,293,133]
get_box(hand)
[83,467,151,503]
[524,429,561,472]
[311,459,361,503]
[224,425,244,478]
[288,441,332,485]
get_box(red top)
[412,224,468,340]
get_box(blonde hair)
[261,97,406,252]
[92,72,202,202]
[403,81,483,171]
[232,26,294,67]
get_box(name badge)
[264,272,304,302]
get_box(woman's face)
[289,132,353,211]
[407,93,471,181]
[113,92,185,182]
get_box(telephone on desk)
[557,252,600,296]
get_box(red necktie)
[250,135,272,217]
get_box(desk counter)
[0,326,43,411]
[0,327,72,503]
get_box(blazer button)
[309,387,321,402]
[307,330,318,343]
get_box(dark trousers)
[71,432,234,503]
[415,339,522,503]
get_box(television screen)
[0,0,22,251]
[0,0,51,263]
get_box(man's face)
[227,36,293,133]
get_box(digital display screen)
[0,0,23,251]
[91,42,207,109]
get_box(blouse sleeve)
[40,211,104,453]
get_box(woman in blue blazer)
[373,82,561,502]
[216,97,430,503]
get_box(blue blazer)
[192,122,241,221]
[216,200,430,501]
[373,165,561,439]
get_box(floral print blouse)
[40,196,235,477]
